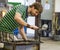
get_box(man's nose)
[35,13,38,16]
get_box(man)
[0,2,43,41]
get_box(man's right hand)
[30,25,39,30]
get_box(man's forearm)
[18,26,27,40]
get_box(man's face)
[30,7,39,16]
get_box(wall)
[55,0,60,12]
[41,0,54,20]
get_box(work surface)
[40,37,60,50]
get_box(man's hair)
[29,2,43,14]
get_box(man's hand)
[30,25,39,30]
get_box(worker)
[0,2,43,41]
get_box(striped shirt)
[0,5,27,34]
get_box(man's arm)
[18,26,27,40]
[14,12,28,26]
[14,12,39,29]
